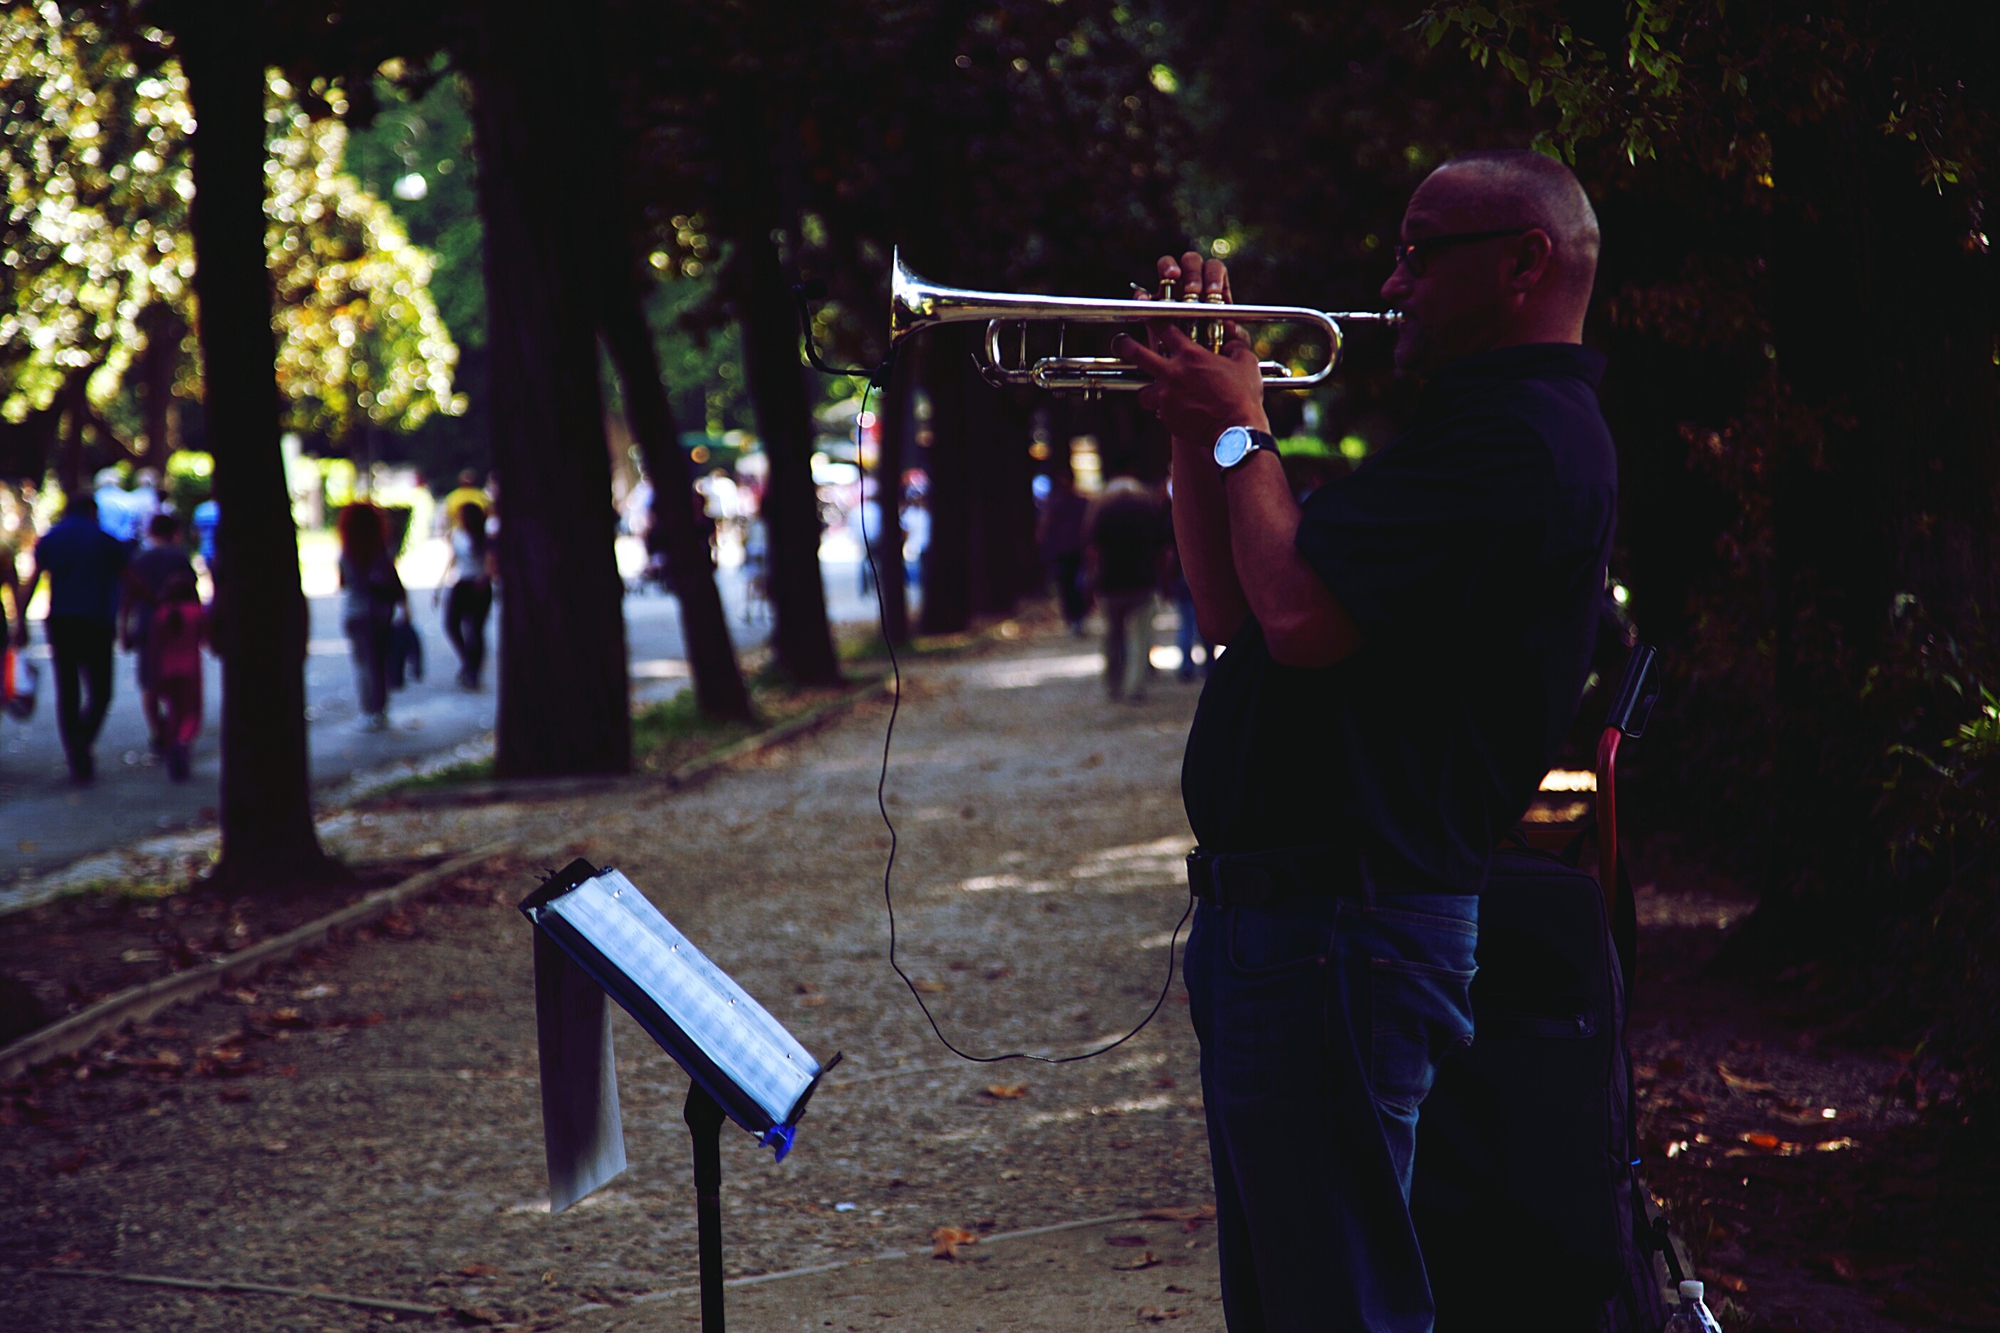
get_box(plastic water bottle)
[1667,1280,1725,1332]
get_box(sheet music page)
[546,870,819,1124]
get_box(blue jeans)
[1185,880,1478,1332]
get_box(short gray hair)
[1435,149,1600,290]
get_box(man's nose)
[1381,266,1412,306]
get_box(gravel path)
[1,627,1226,1331]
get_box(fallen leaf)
[984,966,1014,981]
[1717,1063,1776,1095]
[451,1307,501,1326]
[1708,1272,1750,1294]
[1113,1251,1163,1271]
[48,1249,85,1267]
[1106,1235,1151,1248]
[1153,1075,1177,1089]
[293,984,340,1001]
[219,1088,252,1104]
[1135,1305,1187,1322]
[1819,1252,1918,1286]
[1741,1131,1783,1151]
[798,995,828,1008]
[49,1149,92,1175]
[982,1084,1029,1100]
[913,979,946,995]
[1139,1206,1216,1223]
[932,1227,980,1260]
[262,1140,289,1153]
[459,1263,503,1278]
[379,911,419,939]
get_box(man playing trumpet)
[1118,149,1616,1331]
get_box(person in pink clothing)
[149,573,206,782]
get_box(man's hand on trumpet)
[1116,252,1270,446]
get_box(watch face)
[1214,426,1253,468]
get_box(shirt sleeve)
[1294,414,1552,635]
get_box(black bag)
[387,619,423,690]
[1413,645,1672,1333]
[1413,842,1668,1331]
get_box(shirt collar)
[1428,342,1606,398]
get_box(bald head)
[1381,149,1600,375]
[1426,150,1600,295]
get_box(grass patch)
[367,756,495,799]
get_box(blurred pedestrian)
[21,492,128,782]
[436,500,494,690]
[122,512,197,755]
[1036,471,1091,635]
[1085,474,1166,703]
[901,488,930,592]
[149,572,206,781]
[92,468,141,548]
[190,497,219,571]
[440,469,488,531]
[338,502,405,731]
[1161,522,1212,681]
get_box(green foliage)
[1867,605,2000,1146]
[0,8,460,448]
[265,89,462,438]
[1418,0,1993,194]
[0,6,194,418]
[338,69,485,350]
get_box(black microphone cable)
[842,356,1194,1066]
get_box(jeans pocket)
[1226,907,1333,977]
[1369,958,1476,1116]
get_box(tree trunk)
[872,340,913,645]
[969,389,1037,618]
[919,325,972,635]
[55,370,87,497]
[140,304,181,473]
[466,4,632,777]
[599,269,754,722]
[179,4,333,889]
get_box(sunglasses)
[1392,228,1537,277]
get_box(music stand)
[520,859,839,1332]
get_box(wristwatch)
[1214,425,1278,472]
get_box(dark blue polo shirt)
[1181,343,1617,894]
[34,514,129,626]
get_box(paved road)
[0,553,884,880]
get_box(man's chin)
[1392,325,1438,379]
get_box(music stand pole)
[684,1083,728,1333]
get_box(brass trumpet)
[890,249,1401,395]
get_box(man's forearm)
[1170,434,1250,643]
[1221,453,1363,667]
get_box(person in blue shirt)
[191,498,220,569]
[22,492,130,783]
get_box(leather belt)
[1185,846,1363,910]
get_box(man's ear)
[1509,229,1555,291]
